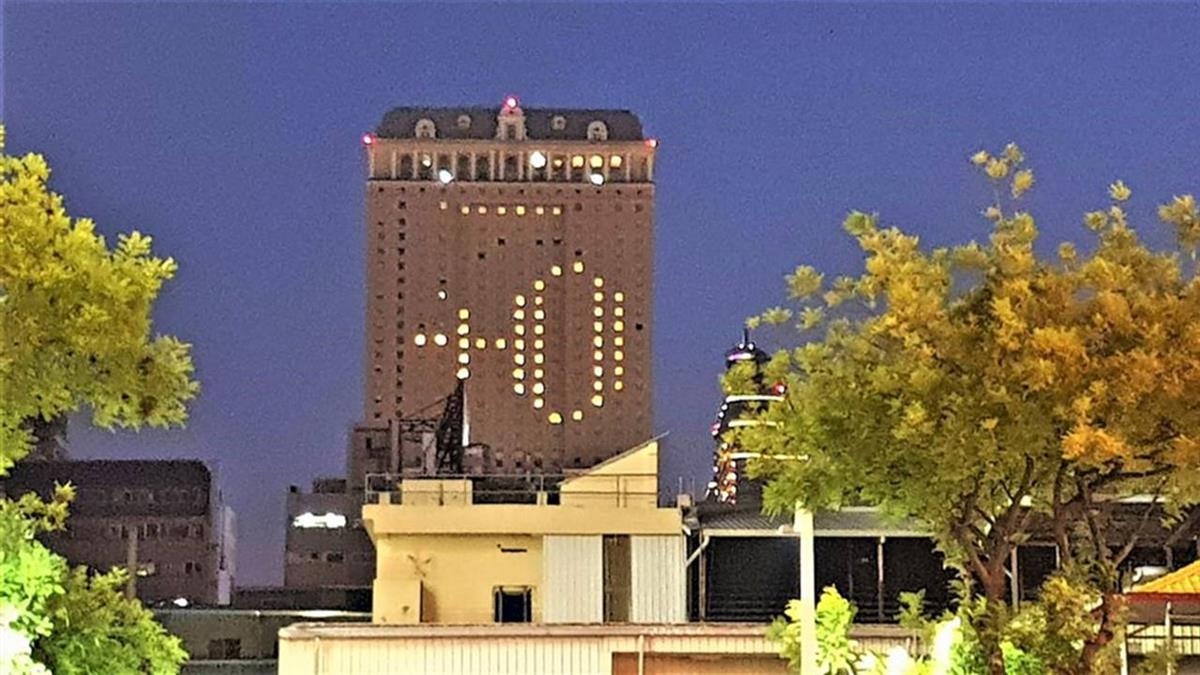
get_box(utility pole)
[795,506,817,675]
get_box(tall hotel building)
[362,97,656,472]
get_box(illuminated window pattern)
[457,204,564,217]
[410,267,632,423]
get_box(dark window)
[535,239,543,246]
[493,587,532,623]
[207,638,242,660]
[603,535,632,622]
[497,238,506,246]
[397,201,406,210]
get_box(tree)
[736,143,1200,673]
[0,125,196,672]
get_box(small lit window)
[610,155,623,168]
[513,368,525,380]
[533,368,544,379]
[571,155,585,168]
[587,121,608,142]
[594,277,604,288]
[533,309,545,321]
[477,205,487,214]
[421,154,433,167]
[614,320,625,332]
[434,333,448,346]
[515,325,526,336]
[533,382,546,395]
[533,398,545,409]
[593,321,603,333]
[439,201,448,210]
[414,333,428,347]
[551,265,562,277]
[533,325,544,335]
[572,261,585,273]
[438,290,448,300]
[495,338,508,350]
[614,292,625,302]
[460,205,470,215]
[548,412,563,425]
[614,366,624,376]
[535,206,545,215]
[571,410,583,422]
[458,337,470,349]
[551,115,567,131]
[457,324,470,336]
[458,353,470,365]
[593,291,604,302]
[593,366,603,377]
[614,351,624,361]
[593,336,604,348]
[497,206,508,215]
[514,354,526,366]
[515,294,526,307]
[456,366,470,380]
[614,307,625,317]
[514,339,525,351]
[534,296,544,306]
[415,119,437,139]
[533,280,546,291]
[514,383,526,395]
[594,307,604,318]
[614,381,624,391]
[533,353,545,364]
[589,155,604,169]
[591,394,604,407]
[614,336,625,347]
[458,309,470,320]
[533,339,544,350]
[516,205,526,216]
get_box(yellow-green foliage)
[740,144,1200,669]
[0,125,197,472]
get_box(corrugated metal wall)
[631,535,686,623]
[542,535,603,623]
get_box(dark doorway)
[493,586,532,623]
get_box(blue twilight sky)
[4,2,1200,585]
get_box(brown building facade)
[1,460,236,606]
[363,98,656,472]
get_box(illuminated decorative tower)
[362,97,656,472]
[708,330,784,503]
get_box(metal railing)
[363,472,664,507]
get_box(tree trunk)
[1079,592,1119,674]
[973,565,1010,675]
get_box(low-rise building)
[1,459,235,606]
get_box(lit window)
[458,353,470,365]
[614,292,625,302]
[414,333,428,347]
[514,309,526,321]
[456,366,470,380]
[571,155,585,168]
[593,350,603,361]
[434,333,448,346]
[421,154,433,167]
[614,381,624,391]
[496,338,509,350]
[515,325,526,336]
[614,307,625,317]
[551,115,567,131]
[514,339,526,351]
[571,410,583,422]
[589,155,603,169]
[614,336,625,347]
[591,394,604,407]
[515,294,526,307]
[516,205,527,216]
[614,351,624,361]
[475,338,487,350]
[534,296,544,306]
[439,201,448,210]
[457,324,470,336]
[593,321,603,333]
[593,336,604,348]
[594,307,604,318]
[438,169,454,184]
[458,309,470,320]
[530,151,547,169]
[548,412,563,425]
[533,382,545,395]
[613,320,625,332]
[458,337,470,349]
[593,366,603,377]
[551,265,562,277]
[587,121,608,141]
[533,280,545,291]
[533,339,544,350]
[593,291,604,302]
[497,206,508,215]
[593,277,604,288]
[533,309,545,321]
[533,353,545,364]
[437,290,448,300]
[593,381,603,392]
[610,155,623,168]
[534,368,544,379]
[572,261,585,273]
[514,383,526,395]
[536,206,545,215]
[552,206,562,215]
[533,325,544,335]
[477,205,487,214]
[514,354,526,366]
[614,366,624,376]
[534,398,545,409]
[513,368,525,380]
[460,205,470,215]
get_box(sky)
[4,2,1200,585]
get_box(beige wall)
[374,534,542,624]
[364,139,655,472]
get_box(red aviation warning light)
[361,133,376,146]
